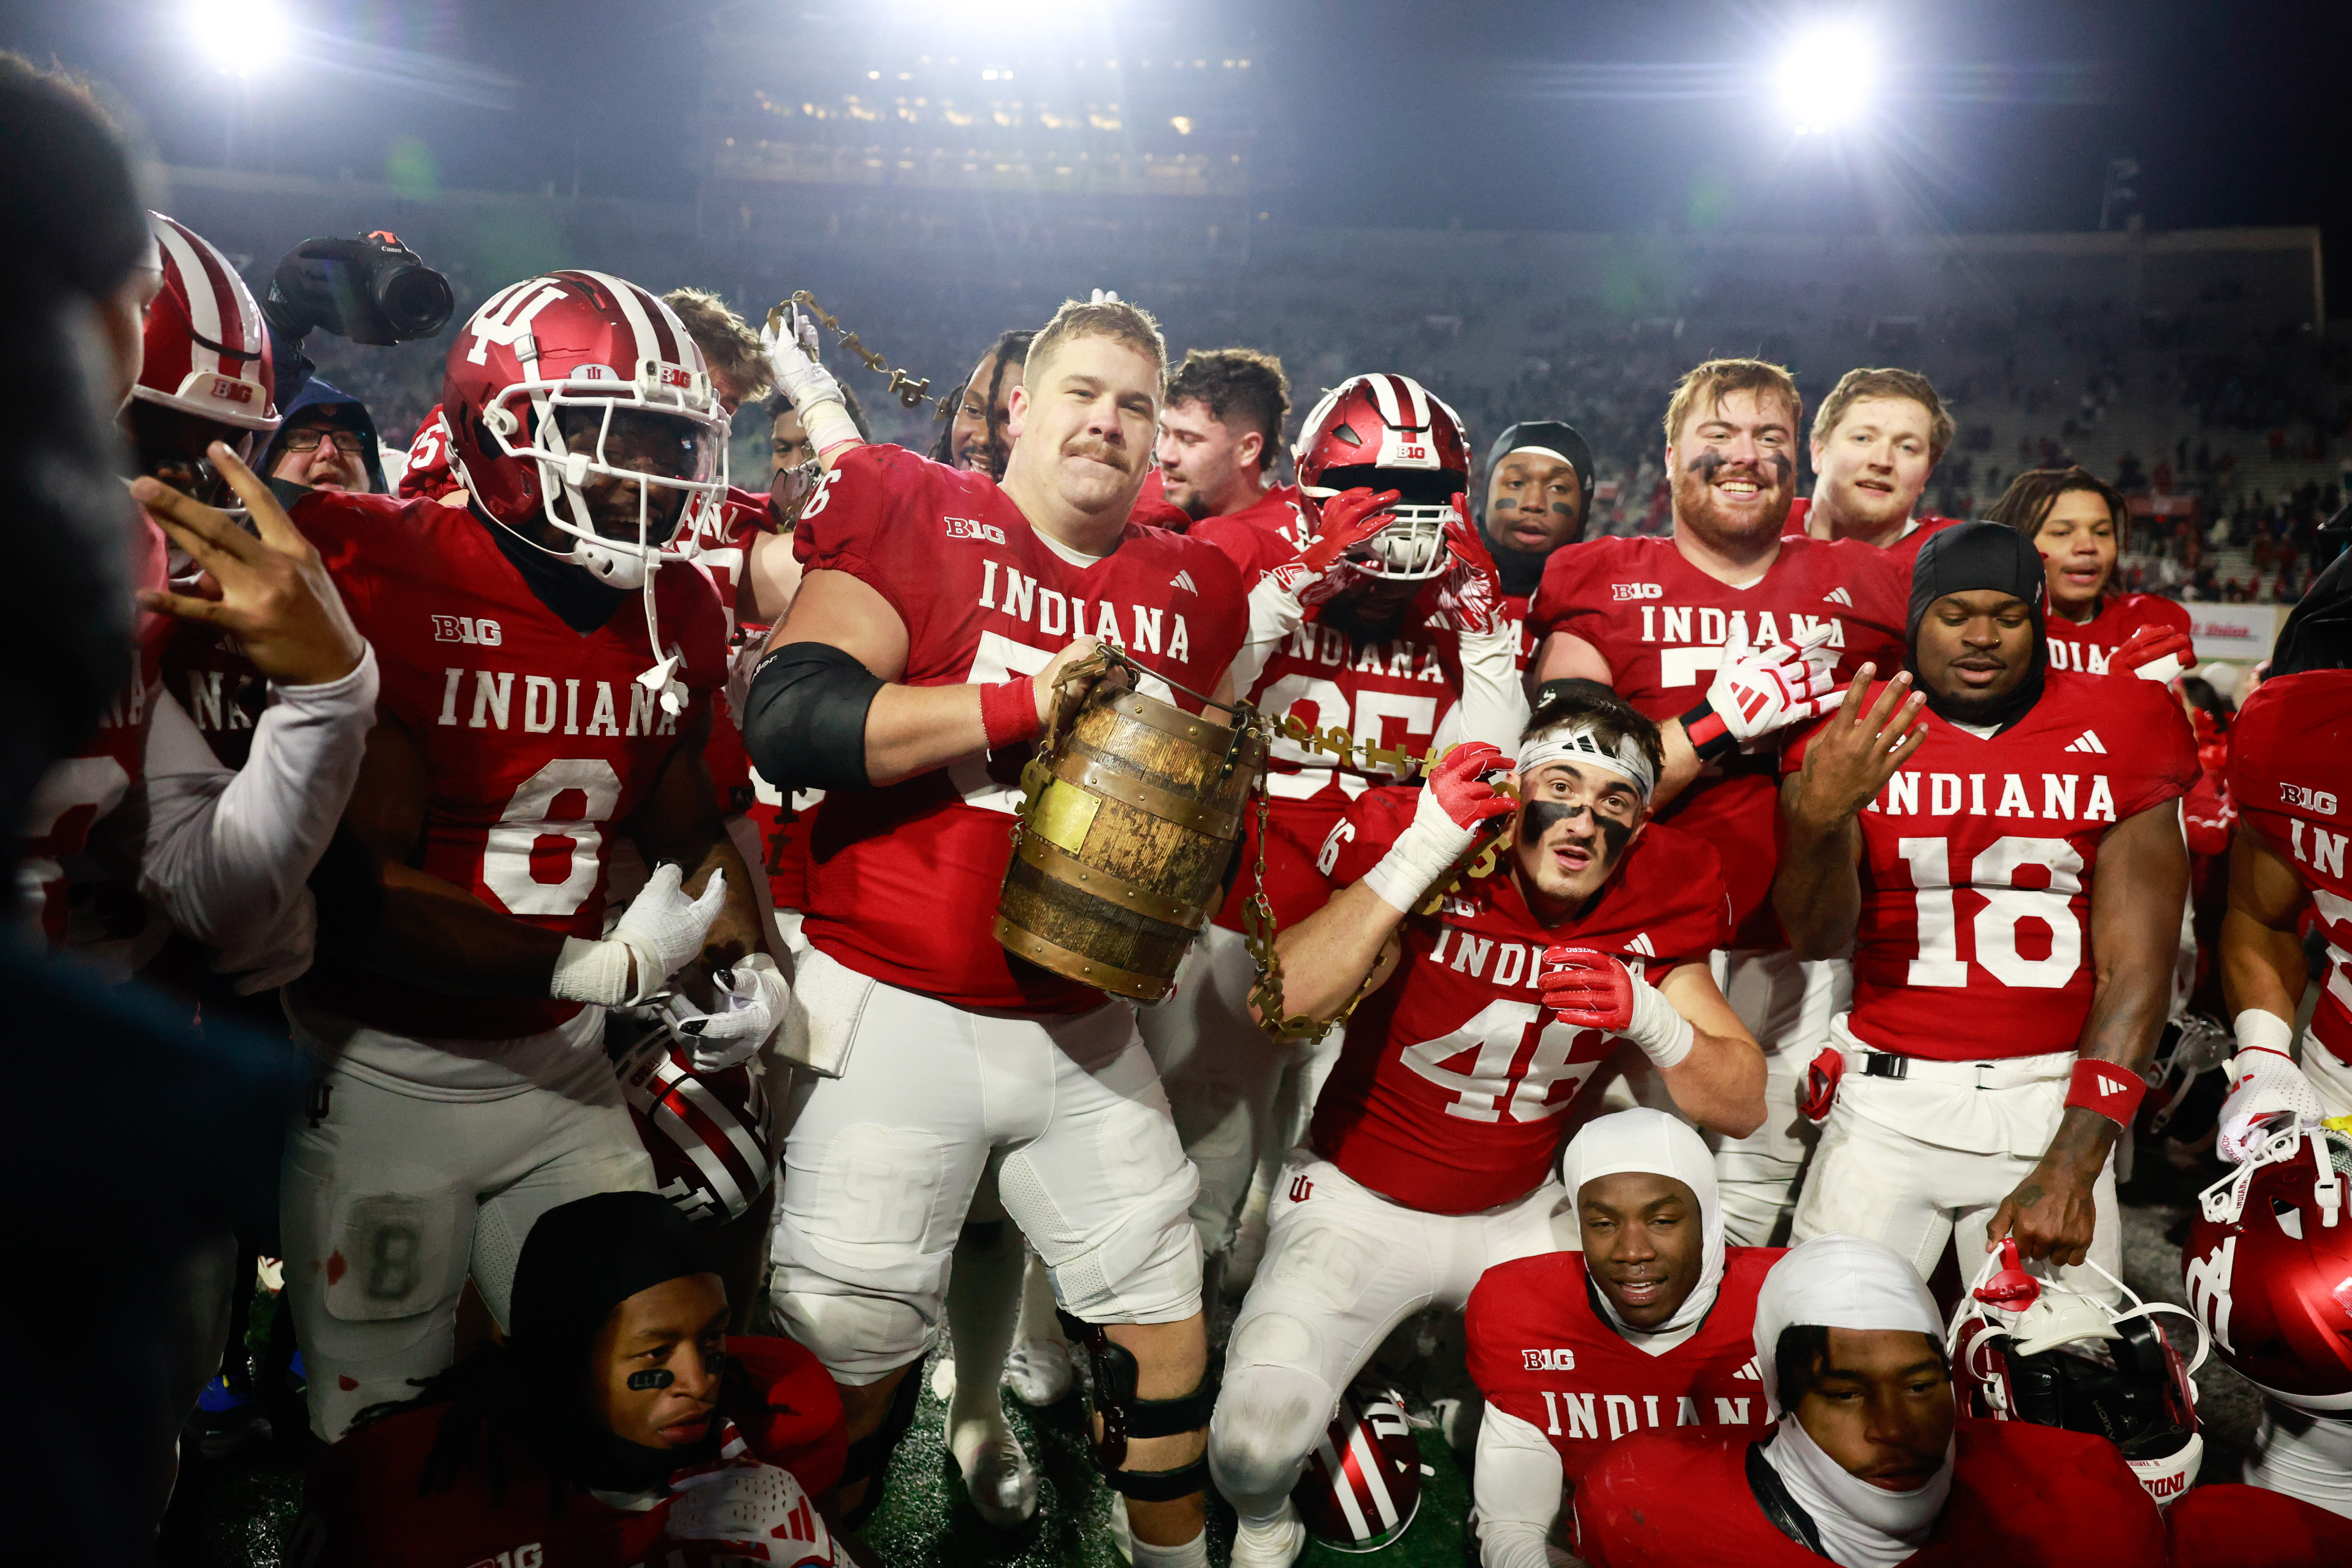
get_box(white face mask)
[1764,1412,1953,1568]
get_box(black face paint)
[1768,451,1794,486]
[1595,812,1633,866]
[627,1369,674,1392]
[1520,799,1584,843]
[1685,449,1727,479]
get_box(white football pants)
[1709,947,1850,1247]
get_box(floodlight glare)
[1775,21,1876,134]
[186,0,293,76]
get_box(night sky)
[8,0,2346,296]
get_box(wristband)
[1678,701,1736,763]
[799,397,862,458]
[1361,822,1470,914]
[2064,1058,2148,1129]
[550,934,634,1007]
[1625,978,1697,1069]
[980,675,1041,750]
[2233,1009,2296,1058]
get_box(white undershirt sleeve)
[1224,571,1309,700]
[1473,1402,1576,1568]
[1453,615,1531,751]
[133,647,380,990]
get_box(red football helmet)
[1292,1391,1423,1552]
[444,270,728,590]
[1293,374,1470,581]
[615,1027,773,1226]
[1948,1240,2209,1506]
[2184,1123,2352,1416]
[134,213,278,435]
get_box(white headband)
[1506,444,1577,465]
[1516,720,1657,803]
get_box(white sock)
[1017,1247,1066,1345]
[1128,1528,1210,1568]
[945,1219,1023,1435]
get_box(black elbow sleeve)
[742,642,883,793]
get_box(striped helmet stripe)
[151,217,225,377]
[1392,374,1430,430]
[1348,1420,1400,1528]
[650,1094,751,1217]
[1364,372,1403,428]
[660,1062,768,1170]
[577,268,668,369]
[1317,1433,1371,1539]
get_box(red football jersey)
[680,484,777,818]
[1529,533,1908,947]
[394,403,459,502]
[2227,670,2352,1066]
[792,444,1248,1012]
[297,1336,846,1568]
[1784,499,1962,571]
[1311,788,1732,1213]
[1785,671,2197,1061]
[21,514,174,945]
[295,492,728,1040]
[2164,1482,2352,1568]
[1570,1418,2169,1568]
[2042,591,2193,677]
[1467,1248,1780,1494]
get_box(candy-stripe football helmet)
[1294,374,1469,581]
[135,213,278,433]
[2184,1123,2352,1416]
[1293,1392,1423,1552]
[614,1025,773,1226]
[444,270,728,591]
[1948,1239,2209,1506]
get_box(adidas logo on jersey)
[1169,569,1199,594]
[1627,932,1656,957]
[2064,730,2108,754]
[1823,586,1854,607]
[1735,1358,1762,1382]
[1522,1347,1576,1371]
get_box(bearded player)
[281,271,780,1441]
[1528,359,1907,1246]
[742,297,1248,1566]
[1989,466,2196,681]
[1466,1109,1781,1568]
[1787,367,1962,564]
[1774,522,2195,1299]
[1208,685,1765,1567]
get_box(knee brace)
[837,1365,922,1527]
[1059,1311,1216,1502]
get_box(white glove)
[2216,1010,2327,1162]
[550,862,727,1008]
[1089,287,1121,304]
[667,1459,836,1564]
[664,952,789,1072]
[1691,622,1840,749]
[759,312,860,455]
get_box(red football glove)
[1435,494,1504,636]
[1538,946,1697,1067]
[1298,486,1401,576]
[2114,621,2193,684]
[1359,740,1515,912]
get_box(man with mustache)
[1787,367,1963,565]
[745,297,1248,1566]
[1569,1234,2167,1565]
[1464,1109,1782,1568]
[1528,360,1909,1250]
[1208,685,1764,1567]
[1773,523,2195,1302]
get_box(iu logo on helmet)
[2183,1234,2237,1354]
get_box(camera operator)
[262,379,387,496]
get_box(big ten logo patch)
[946,516,1009,545]
[432,614,503,646]
[1611,582,1664,601]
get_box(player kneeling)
[1209,685,1766,1566]
[1569,1234,2167,1565]
[1464,1109,1782,1567]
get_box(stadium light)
[1774,19,1877,135]
[186,0,294,76]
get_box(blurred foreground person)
[0,53,312,1565]
[1570,1234,2167,1566]
[295,1192,847,1567]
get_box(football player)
[1466,1109,1782,1568]
[1568,1235,2168,1566]
[1989,466,2195,681]
[743,297,1248,1566]
[1527,358,1905,1247]
[1479,419,1595,661]
[1208,685,1765,1568]
[1150,347,1311,541]
[1774,522,2195,1297]
[2206,559,2352,1520]
[1788,367,1962,562]
[938,328,1035,476]
[280,270,777,1441]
